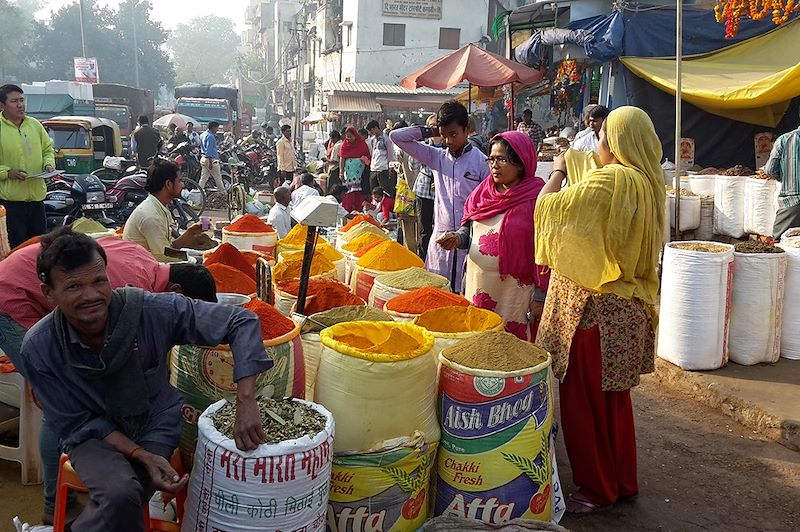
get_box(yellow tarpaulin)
[621,18,800,127]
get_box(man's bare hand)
[234,395,266,452]
[44,165,55,173]
[9,169,28,180]
[136,451,189,493]
[436,232,459,251]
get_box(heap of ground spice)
[204,243,256,280]
[354,239,385,258]
[342,214,381,233]
[385,287,469,314]
[207,263,257,295]
[342,231,387,253]
[227,214,274,233]
[335,328,423,356]
[240,250,271,267]
[734,241,785,254]
[442,331,549,371]
[305,306,393,333]
[281,224,327,246]
[415,306,502,334]
[272,252,335,282]
[356,240,425,271]
[376,267,449,290]
[277,278,349,296]
[275,278,363,314]
[244,298,295,340]
[340,222,387,243]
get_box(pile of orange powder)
[276,278,364,315]
[227,214,274,233]
[385,287,470,315]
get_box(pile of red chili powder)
[227,214,274,233]
[244,298,295,340]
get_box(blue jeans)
[0,313,75,514]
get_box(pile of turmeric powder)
[280,224,327,247]
[341,231,388,253]
[414,306,503,334]
[272,251,336,282]
[340,221,387,243]
[341,214,381,232]
[356,240,425,271]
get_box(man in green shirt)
[0,84,56,248]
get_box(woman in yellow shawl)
[534,106,665,513]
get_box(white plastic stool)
[0,371,42,484]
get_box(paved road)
[1,375,798,529]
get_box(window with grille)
[383,23,405,46]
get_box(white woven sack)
[743,177,778,236]
[182,399,334,532]
[668,194,701,231]
[688,175,716,197]
[778,242,800,359]
[714,175,746,238]
[657,242,734,370]
[728,252,787,365]
[695,197,715,241]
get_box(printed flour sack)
[328,433,437,532]
[728,245,787,365]
[658,242,734,370]
[182,399,334,531]
[435,332,557,524]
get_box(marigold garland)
[715,0,798,38]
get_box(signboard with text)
[383,0,442,19]
[73,57,99,84]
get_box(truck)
[23,81,95,120]
[92,83,155,140]
[174,84,240,136]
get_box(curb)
[652,358,800,452]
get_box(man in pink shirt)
[0,227,216,525]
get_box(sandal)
[566,492,612,514]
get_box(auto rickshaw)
[42,116,123,174]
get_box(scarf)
[54,287,149,437]
[339,126,371,160]
[462,130,545,287]
[535,106,665,305]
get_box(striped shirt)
[764,127,800,209]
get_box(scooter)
[103,172,200,229]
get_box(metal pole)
[132,6,140,88]
[78,0,87,58]
[674,0,683,240]
[468,82,472,114]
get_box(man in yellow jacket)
[0,84,56,248]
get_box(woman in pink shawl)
[437,130,548,340]
[338,126,372,213]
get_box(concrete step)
[652,357,800,451]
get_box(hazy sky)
[34,0,250,31]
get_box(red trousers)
[559,325,638,506]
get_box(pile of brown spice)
[671,242,729,253]
[212,397,326,443]
[734,241,785,254]
[723,165,754,176]
[442,331,549,371]
[698,167,720,175]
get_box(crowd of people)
[11,66,794,527]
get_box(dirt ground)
[1,374,798,530]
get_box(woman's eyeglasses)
[487,156,510,166]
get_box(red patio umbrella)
[400,43,543,90]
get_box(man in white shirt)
[571,105,609,154]
[122,159,203,261]
[290,173,320,211]
[267,187,292,238]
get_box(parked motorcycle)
[45,172,200,231]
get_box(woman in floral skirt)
[437,130,548,340]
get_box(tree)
[169,16,241,85]
[0,0,40,81]
[22,0,174,93]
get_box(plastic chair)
[53,450,185,532]
[0,371,42,485]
